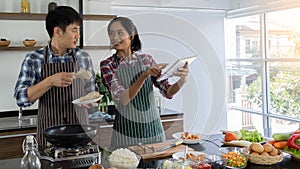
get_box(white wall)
[109,6,227,134]
[0,0,228,134]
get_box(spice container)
[21,0,30,13]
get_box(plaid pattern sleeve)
[100,56,125,101]
[140,54,172,99]
[75,49,96,93]
[14,48,45,107]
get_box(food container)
[249,150,284,165]
[0,40,10,47]
[23,39,36,47]
[219,147,249,169]
[107,148,140,169]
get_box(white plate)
[172,132,207,144]
[222,140,252,147]
[172,151,206,161]
[72,95,103,105]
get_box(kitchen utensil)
[157,139,184,152]
[73,69,92,80]
[43,124,97,147]
[128,141,194,160]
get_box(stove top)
[39,144,101,169]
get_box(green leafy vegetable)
[240,129,265,142]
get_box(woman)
[100,17,189,149]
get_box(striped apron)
[110,54,166,150]
[37,47,88,148]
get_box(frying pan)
[43,124,97,147]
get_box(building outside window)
[226,7,300,137]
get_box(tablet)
[157,55,197,81]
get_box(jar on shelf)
[21,0,30,13]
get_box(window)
[226,8,300,137]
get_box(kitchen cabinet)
[0,12,116,50]
[0,128,36,160]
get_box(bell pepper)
[287,134,300,150]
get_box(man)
[14,6,96,147]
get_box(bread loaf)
[79,91,100,102]
[250,143,264,153]
[88,164,104,169]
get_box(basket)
[249,151,284,165]
[0,40,10,47]
[23,40,36,47]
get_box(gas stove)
[39,144,101,169]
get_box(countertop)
[0,134,299,169]
[0,107,183,132]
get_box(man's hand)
[49,72,75,87]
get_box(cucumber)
[272,132,293,141]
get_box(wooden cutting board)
[128,141,194,160]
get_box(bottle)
[20,135,41,169]
[21,0,30,13]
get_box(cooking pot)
[43,124,97,147]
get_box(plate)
[72,95,103,105]
[172,132,207,144]
[172,151,206,161]
[222,140,252,147]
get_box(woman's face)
[108,22,132,51]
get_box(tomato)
[294,131,300,134]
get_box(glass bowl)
[107,154,140,169]
[219,147,249,169]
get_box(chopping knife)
[157,139,184,152]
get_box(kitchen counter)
[0,134,299,169]
[0,107,182,132]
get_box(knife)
[157,139,184,152]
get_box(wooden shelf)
[0,12,116,21]
[0,45,111,51]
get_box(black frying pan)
[43,124,97,147]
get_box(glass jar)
[20,135,41,169]
[21,0,30,13]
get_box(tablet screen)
[157,55,197,81]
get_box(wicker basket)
[0,40,10,47]
[249,151,284,165]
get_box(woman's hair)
[107,17,142,52]
[46,6,82,38]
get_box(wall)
[0,0,229,134]
[108,6,228,134]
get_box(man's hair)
[46,6,82,38]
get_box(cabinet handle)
[0,132,36,139]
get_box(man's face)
[60,23,80,49]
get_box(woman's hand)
[173,62,189,83]
[145,63,168,77]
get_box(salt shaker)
[20,135,41,169]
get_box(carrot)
[273,141,287,149]
[268,139,277,145]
